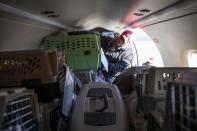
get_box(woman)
[104,30,133,83]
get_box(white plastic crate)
[145,67,197,95]
[148,110,164,131]
[71,82,129,131]
[165,72,197,131]
[38,101,56,131]
[0,88,39,130]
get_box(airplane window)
[131,28,164,67]
[188,50,197,67]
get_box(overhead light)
[138,9,151,13]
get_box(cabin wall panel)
[0,15,58,51]
[143,14,197,67]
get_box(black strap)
[95,94,109,112]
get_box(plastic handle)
[84,50,91,55]
[95,94,108,112]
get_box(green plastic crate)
[41,34,101,71]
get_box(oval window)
[188,50,197,67]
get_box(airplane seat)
[113,70,138,128]
[71,82,129,131]
[113,71,137,95]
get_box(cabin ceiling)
[0,0,197,66]
[0,0,181,31]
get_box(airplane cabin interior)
[0,0,197,131]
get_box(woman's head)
[116,30,133,47]
[108,30,133,49]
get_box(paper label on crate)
[101,49,108,72]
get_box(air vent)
[134,13,144,16]
[133,8,150,17]
[40,10,60,18]
[48,14,60,18]
[40,11,54,15]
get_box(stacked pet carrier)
[165,71,197,131]
[135,67,197,131]
[147,102,165,131]
[0,49,66,131]
[0,88,39,131]
[41,34,102,85]
[0,49,58,87]
[41,34,101,71]
[138,67,197,115]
